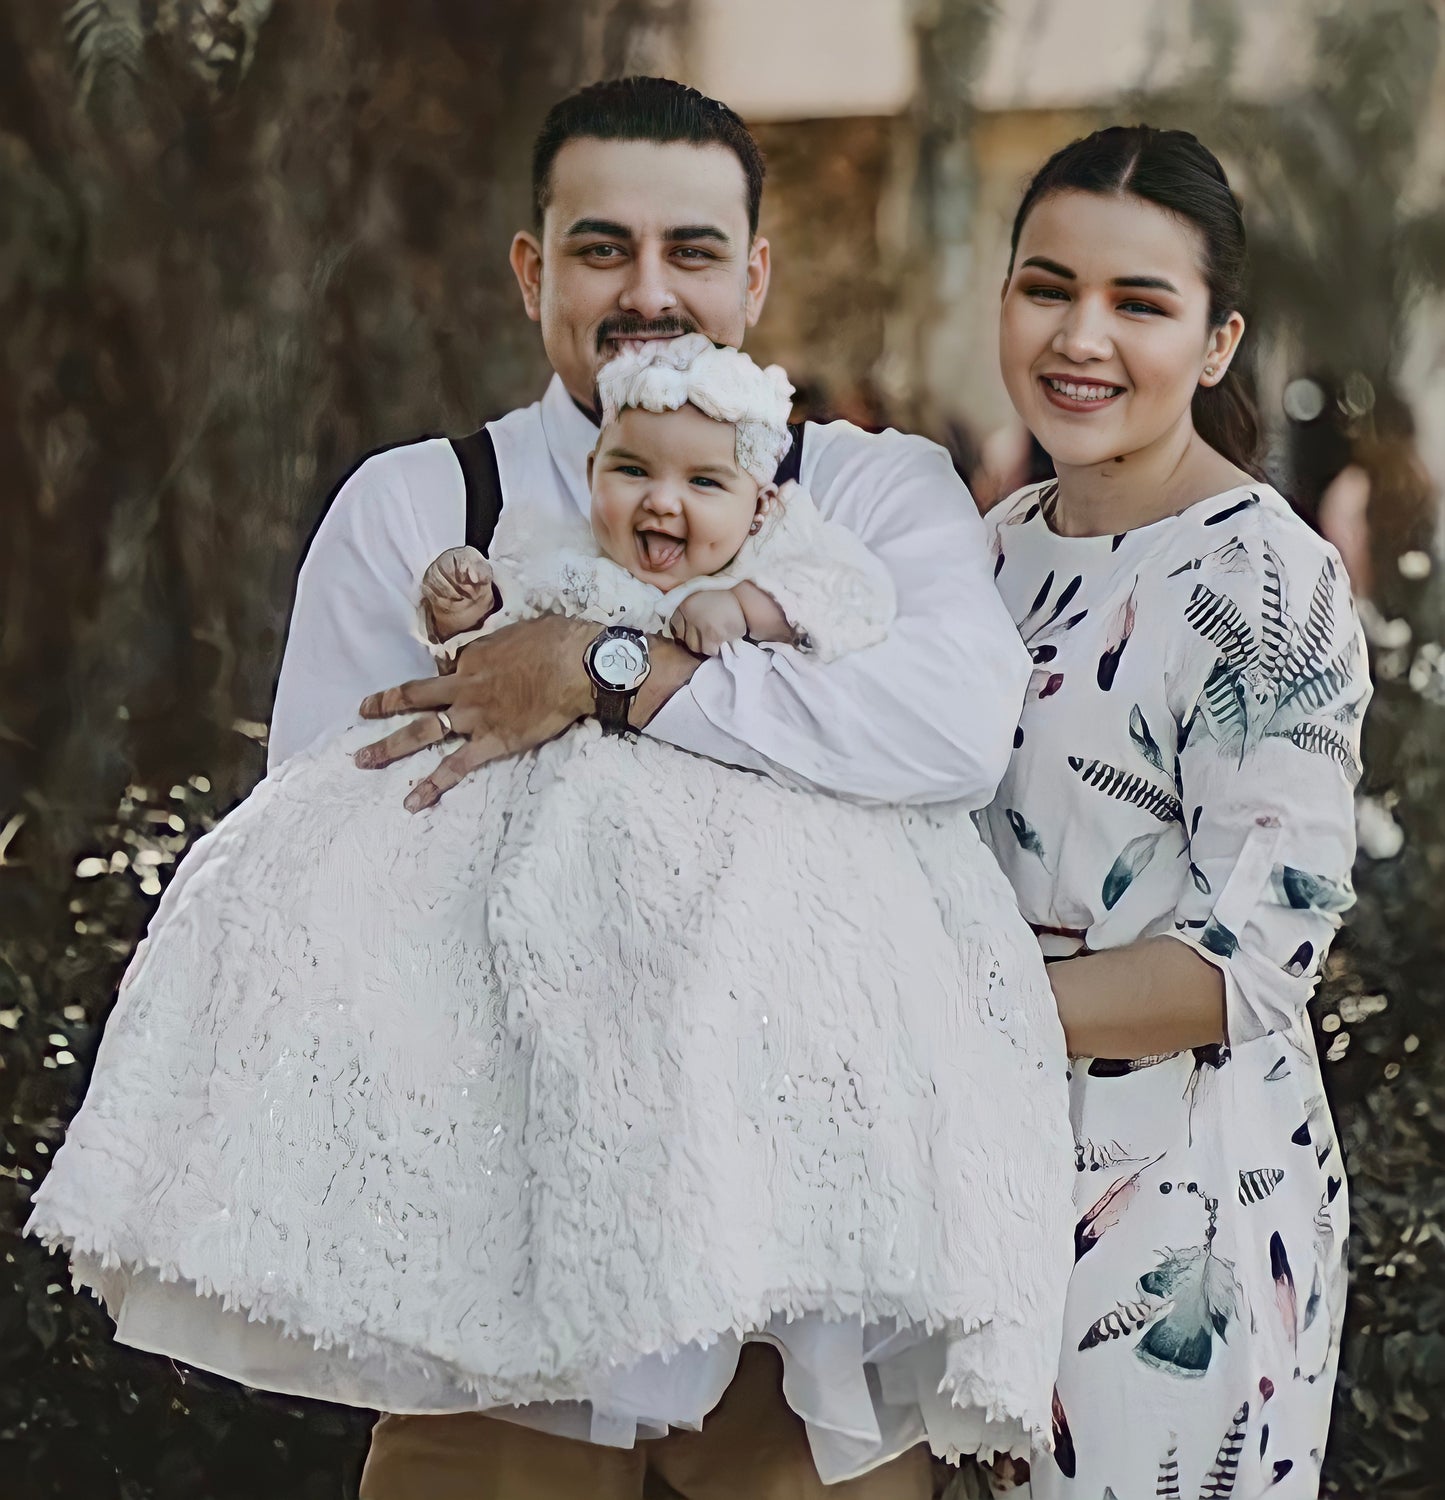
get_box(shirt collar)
[540,374,600,520]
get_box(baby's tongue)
[641,530,684,571]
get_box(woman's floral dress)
[979,482,1370,1500]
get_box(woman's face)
[999,189,1243,470]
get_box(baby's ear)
[586,449,596,484]
[754,481,780,519]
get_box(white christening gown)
[28,485,1075,1481]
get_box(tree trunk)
[0,0,689,895]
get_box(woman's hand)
[1047,936,1227,1059]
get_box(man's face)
[511,138,771,405]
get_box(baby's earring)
[748,517,764,535]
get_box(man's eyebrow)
[565,218,633,239]
[665,224,731,245]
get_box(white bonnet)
[596,333,795,485]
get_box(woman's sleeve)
[728,481,898,662]
[1165,534,1371,1048]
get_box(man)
[269,77,1030,1499]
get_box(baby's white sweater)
[418,481,899,666]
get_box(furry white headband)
[596,333,795,484]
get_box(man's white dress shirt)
[268,376,1030,808]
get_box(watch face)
[590,634,650,692]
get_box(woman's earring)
[1204,364,1218,379]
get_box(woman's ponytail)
[1193,363,1266,480]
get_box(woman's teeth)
[1046,378,1122,402]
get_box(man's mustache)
[595,315,698,351]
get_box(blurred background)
[2,1,1443,1496]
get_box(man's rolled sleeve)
[267,443,462,774]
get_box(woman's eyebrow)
[1020,256,1180,295]
[1112,274,1181,293]
[1020,255,1074,278]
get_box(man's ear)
[744,236,772,328]
[1000,274,1010,304]
[510,231,544,323]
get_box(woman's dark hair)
[1009,125,1264,477]
[533,77,766,236]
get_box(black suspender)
[448,420,806,557]
[774,421,805,488]
[450,428,504,557]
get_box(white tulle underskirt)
[80,1258,1002,1484]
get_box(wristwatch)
[583,626,652,737]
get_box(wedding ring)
[435,709,457,738]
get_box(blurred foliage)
[2,781,378,1499]
[1164,8,1445,1486]
[1319,570,1445,1498]
[2,0,1444,1497]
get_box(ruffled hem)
[33,1224,1044,1470]
[55,1249,1036,1479]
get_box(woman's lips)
[637,529,685,572]
[1039,375,1125,413]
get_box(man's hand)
[355,613,704,811]
[355,615,595,811]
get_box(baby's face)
[589,404,761,589]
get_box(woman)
[979,126,1369,1499]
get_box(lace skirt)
[30,723,1074,1471]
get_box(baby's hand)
[422,546,496,640]
[670,588,749,657]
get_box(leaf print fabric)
[1135,1238,1242,1377]
[979,483,1367,1499]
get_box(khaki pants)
[360,1345,934,1499]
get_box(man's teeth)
[1047,378,1121,402]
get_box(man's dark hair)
[532,76,766,235]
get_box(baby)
[30,335,1073,1480]
[418,334,883,668]
[423,398,792,660]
